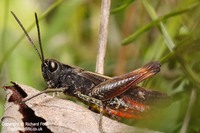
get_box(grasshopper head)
[42,59,61,88]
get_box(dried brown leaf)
[1,82,161,133]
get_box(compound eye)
[48,61,58,72]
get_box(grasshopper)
[11,11,170,132]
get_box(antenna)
[34,13,45,62]
[11,11,44,62]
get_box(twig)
[95,0,111,74]
[95,1,111,131]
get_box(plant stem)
[95,0,111,74]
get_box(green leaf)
[122,2,199,45]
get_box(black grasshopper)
[11,11,170,131]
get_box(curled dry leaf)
[1,82,161,133]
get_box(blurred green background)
[0,0,200,132]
